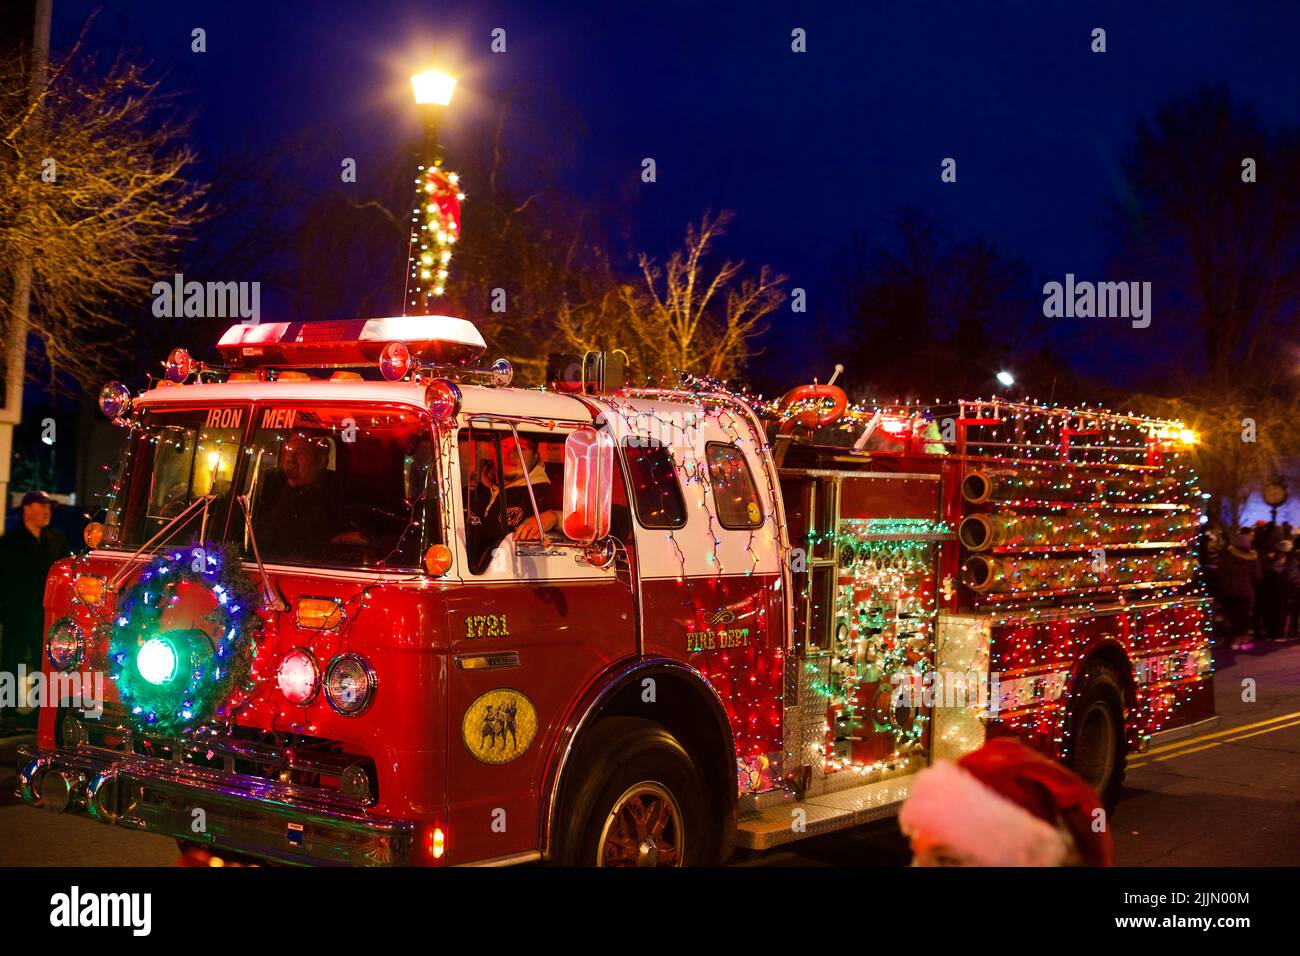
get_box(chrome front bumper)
[16,745,412,866]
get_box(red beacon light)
[165,347,194,383]
[98,381,132,419]
[379,341,412,381]
[424,379,462,422]
[216,315,485,370]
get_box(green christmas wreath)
[108,546,260,735]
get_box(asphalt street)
[1,641,1296,867]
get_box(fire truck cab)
[16,315,1215,866]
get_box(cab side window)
[705,441,763,529]
[460,427,566,575]
[622,437,687,529]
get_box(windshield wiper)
[237,493,288,612]
[107,495,216,591]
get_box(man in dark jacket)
[253,433,361,560]
[0,491,72,730]
[1219,532,1262,651]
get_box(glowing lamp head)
[1178,428,1198,445]
[424,378,462,422]
[880,416,910,437]
[996,370,1015,387]
[411,70,456,106]
[99,381,132,419]
[137,637,179,686]
[277,648,320,705]
[166,347,194,383]
[379,341,412,381]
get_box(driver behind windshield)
[253,432,365,558]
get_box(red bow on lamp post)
[406,69,465,314]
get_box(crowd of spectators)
[1203,519,1300,651]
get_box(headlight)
[47,619,84,671]
[277,648,320,705]
[325,654,375,716]
[137,637,180,686]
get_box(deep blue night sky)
[49,0,1300,386]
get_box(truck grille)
[59,705,378,808]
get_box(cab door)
[442,419,637,863]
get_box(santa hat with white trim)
[899,737,1113,867]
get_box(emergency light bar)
[216,316,486,370]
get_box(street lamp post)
[411,69,456,163]
[405,70,461,315]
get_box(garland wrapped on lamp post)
[108,546,261,735]
[406,68,464,313]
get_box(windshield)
[105,407,244,550]
[105,403,438,571]
[241,405,436,570]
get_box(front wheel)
[556,717,715,866]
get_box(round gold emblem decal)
[462,688,538,764]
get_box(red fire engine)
[16,315,1214,865]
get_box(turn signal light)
[295,597,344,630]
[424,544,453,576]
[72,575,104,605]
[83,522,105,549]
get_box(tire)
[555,717,716,867]
[1066,662,1127,812]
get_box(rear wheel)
[1067,663,1127,812]
[556,717,716,867]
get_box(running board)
[736,776,914,851]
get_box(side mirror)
[562,425,614,545]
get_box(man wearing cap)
[0,492,71,731]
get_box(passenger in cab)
[466,435,562,572]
